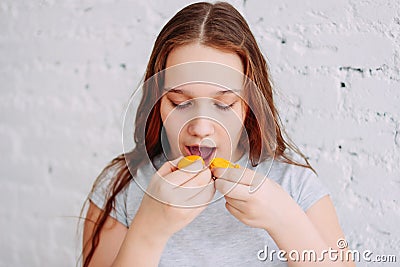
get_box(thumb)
[178,158,205,173]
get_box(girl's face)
[160,43,247,164]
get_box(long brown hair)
[81,2,313,266]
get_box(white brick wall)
[1,0,399,266]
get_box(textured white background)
[1,0,399,266]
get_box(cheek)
[238,100,248,122]
[163,112,188,135]
[228,102,247,136]
[219,116,245,145]
[159,98,170,123]
[160,100,185,145]
[230,123,245,142]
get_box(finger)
[214,178,250,201]
[211,167,253,186]
[166,161,209,187]
[156,156,183,177]
[150,172,214,208]
[212,167,267,190]
[177,157,205,173]
[161,170,195,187]
[182,182,216,207]
[225,195,245,203]
[181,168,213,187]
[225,196,247,213]
[225,201,244,218]
[171,171,216,207]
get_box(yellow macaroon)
[209,157,240,169]
[177,155,205,169]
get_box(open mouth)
[185,145,216,164]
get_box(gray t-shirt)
[89,153,329,266]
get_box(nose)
[187,117,215,138]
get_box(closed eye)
[214,101,237,111]
[168,97,237,111]
[170,99,192,110]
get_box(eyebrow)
[164,88,240,96]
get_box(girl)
[82,2,354,266]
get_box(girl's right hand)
[133,158,215,240]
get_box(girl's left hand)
[212,167,298,231]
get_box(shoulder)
[89,162,123,208]
[88,159,136,227]
[88,157,159,227]
[90,155,158,200]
